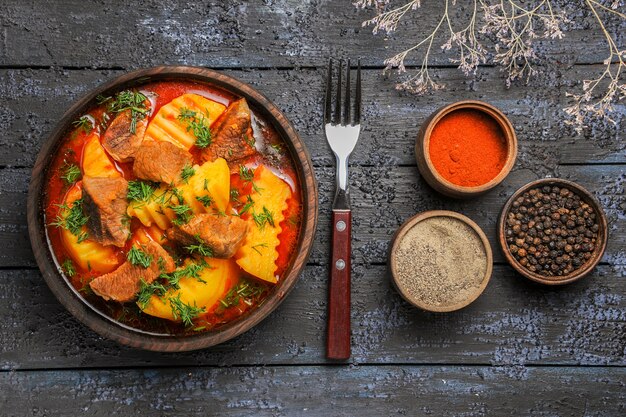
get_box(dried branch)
[354,0,625,132]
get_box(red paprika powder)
[428,109,508,187]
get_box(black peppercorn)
[505,184,599,278]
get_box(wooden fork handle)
[327,209,351,360]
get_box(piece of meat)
[82,176,130,247]
[132,140,193,185]
[102,109,148,162]
[166,214,249,259]
[90,241,176,302]
[200,98,256,165]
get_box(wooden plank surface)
[1,366,624,416]
[1,164,623,268]
[2,264,624,369]
[0,67,624,169]
[0,1,624,414]
[0,0,623,68]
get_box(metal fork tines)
[324,58,361,210]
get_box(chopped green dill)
[177,107,212,148]
[185,239,214,257]
[251,243,268,255]
[51,199,89,240]
[237,195,254,216]
[227,149,233,157]
[219,279,266,309]
[230,189,240,203]
[79,281,94,296]
[127,245,153,269]
[96,94,112,104]
[195,195,213,207]
[270,143,283,153]
[180,164,196,183]
[60,162,82,185]
[239,165,255,182]
[62,259,76,277]
[193,326,206,332]
[288,215,300,226]
[127,180,157,202]
[169,204,193,225]
[203,178,209,191]
[103,90,149,134]
[169,294,206,326]
[137,279,168,309]
[238,165,262,193]
[72,115,93,133]
[159,261,206,289]
[100,112,110,131]
[157,257,167,273]
[252,206,275,230]
[244,134,255,148]
[213,209,226,217]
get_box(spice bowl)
[498,178,608,285]
[416,100,517,199]
[389,210,493,312]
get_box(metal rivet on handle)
[336,220,346,232]
[335,259,346,270]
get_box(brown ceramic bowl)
[389,210,493,312]
[498,178,608,285]
[415,100,517,199]
[27,66,318,352]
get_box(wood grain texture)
[2,164,623,268]
[1,366,624,416]
[0,66,624,169]
[0,0,623,68]
[1,264,624,369]
[327,210,352,360]
[0,0,624,411]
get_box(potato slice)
[140,258,234,321]
[144,93,226,150]
[235,165,292,284]
[81,132,121,178]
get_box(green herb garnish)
[239,165,262,193]
[169,204,193,226]
[177,107,212,148]
[127,245,153,268]
[101,90,149,134]
[185,236,214,257]
[127,180,157,202]
[237,195,254,217]
[72,115,93,133]
[137,279,168,309]
[244,134,255,148]
[62,259,76,277]
[219,279,266,309]
[252,206,275,230]
[60,163,81,185]
[181,164,196,183]
[51,199,89,241]
[195,195,213,207]
[251,243,268,255]
[160,262,206,289]
[169,294,206,326]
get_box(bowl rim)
[497,178,608,285]
[417,100,518,196]
[27,65,319,351]
[389,210,493,312]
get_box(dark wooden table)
[1,1,624,415]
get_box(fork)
[324,58,361,360]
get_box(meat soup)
[45,80,302,335]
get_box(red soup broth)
[44,80,303,335]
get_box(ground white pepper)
[394,216,488,308]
